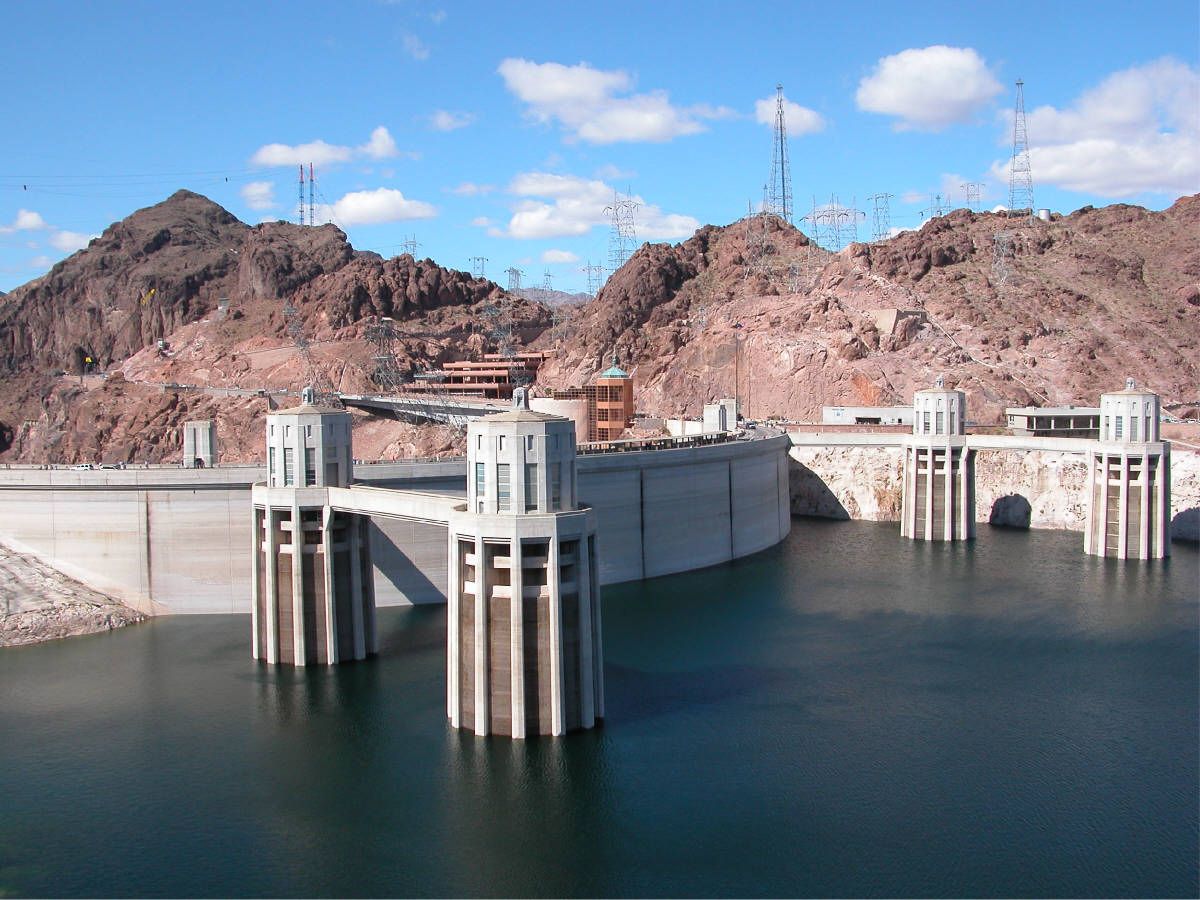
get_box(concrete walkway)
[0,544,146,647]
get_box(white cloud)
[753,94,824,135]
[900,190,925,205]
[429,109,475,131]
[541,249,580,264]
[49,230,96,252]
[401,32,430,60]
[316,188,436,226]
[427,9,446,24]
[0,209,50,234]
[360,126,398,159]
[470,216,494,227]
[856,45,1002,131]
[988,58,1200,197]
[29,255,53,268]
[498,58,731,144]
[451,182,494,196]
[250,139,354,167]
[250,126,404,167]
[241,181,276,210]
[491,171,699,241]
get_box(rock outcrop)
[538,198,1199,424]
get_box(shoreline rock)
[0,544,147,647]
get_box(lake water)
[1,520,1196,897]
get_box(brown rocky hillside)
[537,197,1199,424]
[0,191,548,463]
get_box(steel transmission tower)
[965,182,984,212]
[308,164,315,227]
[297,165,305,226]
[584,260,605,295]
[364,316,405,393]
[402,234,421,257]
[767,84,793,223]
[869,193,893,241]
[1008,79,1035,219]
[505,267,523,294]
[541,269,553,292]
[605,190,639,274]
[470,256,487,279]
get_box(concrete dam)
[0,433,793,615]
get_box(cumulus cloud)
[498,58,732,144]
[856,45,1002,131]
[360,126,399,159]
[490,171,699,241]
[0,209,50,233]
[753,93,824,135]
[241,181,276,210]
[595,164,635,180]
[401,33,430,60]
[49,230,96,252]
[988,58,1200,197]
[429,109,475,131]
[540,249,579,264]
[316,188,436,226]
[250,126,402,167]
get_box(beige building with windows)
[447,389,603,738]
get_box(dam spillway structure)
[447,389,604,738]
[182,419,218,468]
[900,378,975,542]
[1084,379,1171,560]
[251,388,376,665]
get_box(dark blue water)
[1,521,1196,898]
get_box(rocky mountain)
[537,198,1199,423]
[0,190,1195,464]
[0,190,549,463]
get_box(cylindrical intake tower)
[447,389,604,738]
[251,389,376,665]
[900,378,975,541]
[1084,379,1171,559]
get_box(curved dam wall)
[0,435,792,615]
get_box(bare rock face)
[0,191,549,464]
[538,198,1199,424]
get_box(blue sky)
[1,0,1196,293]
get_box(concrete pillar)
[509,538,526,740]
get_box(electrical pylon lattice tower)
[297,166,305,226]
[402,235,421,257]
[281,300,340,405]
[364,316,405,393]
[505,267,523,294]
[965,182,984,212]
[541,269,553,292]
[1008,79,1035,219]
[992,231,1013,287]
[869,193,893,242]
[584,260,605,295]
[308,164,315,227]
[470,256,487,279]
[605,190,639,274]
[767,84,793,224]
